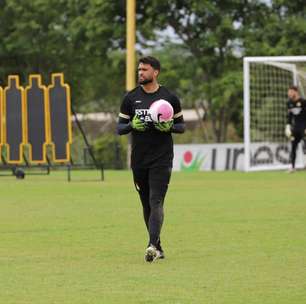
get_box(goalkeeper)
[117,56,185,262]
[285,85,306,172]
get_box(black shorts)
[132,167,172,192]
[292,129,306,142]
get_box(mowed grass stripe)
[0,170,305,304]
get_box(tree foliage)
[0,0,125,109]
[135,0,305,141]
[0,0,305,141]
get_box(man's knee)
[150,183,168,208]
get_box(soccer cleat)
[155,250,165,260]
[156,245,165,259]
[156,239,165,259]
[144,245,158,262]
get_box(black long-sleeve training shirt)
[287,97,306,131]
[117,85,185,169]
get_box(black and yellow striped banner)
[3,76,25,164]
[0,73,72,164]
[25,75,49,163]
[47,73,72,163]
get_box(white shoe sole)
[144,246,157,263]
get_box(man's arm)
[285,101,292,138]
[117,115,132,135]
[117,113,147,134]
[287,101,292,125]
[171,95,185,133]
[117,95,133,135]
[171,113,185,133]
[154,112,185,133]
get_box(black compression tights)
[133,167,171,248]
[290,131,305,168]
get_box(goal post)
[243,56,306,171]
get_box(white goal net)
[243,56,306,171]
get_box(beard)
[139,77,153,85]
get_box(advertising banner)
[173,143,304,171]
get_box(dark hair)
[138,56,161,71]
[288,85,299,91]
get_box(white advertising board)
[173,143,304,171]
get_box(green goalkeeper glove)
[131,115,146,131]
[154,120,173,132]
[285,124,292,138]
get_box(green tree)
[133,0,305,141]
[1,0,305,143]
[242,0,306,56]
[133,0,245,142]
[0,0,126,109]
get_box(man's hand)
[285,124,292,138]
[131,115,146,131]
[154,120,173,132]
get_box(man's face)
[138,63,159,85]
[288,89,298,101]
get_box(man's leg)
[148,167,172,248]
[303,130,306,155]
[132,168,150,231]
[291,132,302,169]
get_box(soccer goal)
[243,56,306,171]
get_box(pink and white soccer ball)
[149,99,174,122]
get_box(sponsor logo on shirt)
[135,109,153,122]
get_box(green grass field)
[1,170,306,304]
